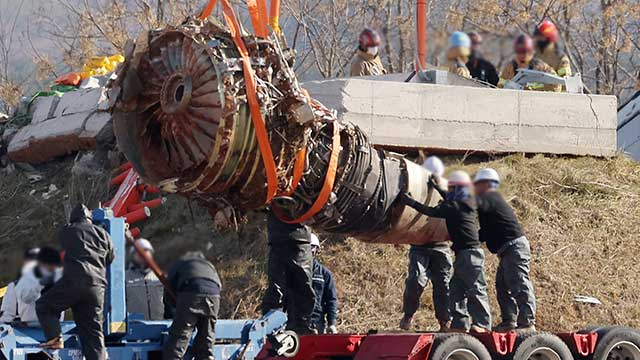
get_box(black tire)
[512,333,574,360]
[592,327,640,360]
[430,334,492,360]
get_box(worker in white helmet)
[125,238,164,320]
[400,155,452,332]
[474,168,536,332]
[401,170,491,333]
[309,233,339,334]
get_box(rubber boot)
[399,315,413,330]
[493,320,517,332]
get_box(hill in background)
[1,153,639,332]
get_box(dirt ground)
[1,153,639,333]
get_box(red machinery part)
[353,333,435,360]
[124,207,151,224]
[473,331,517,356]
[128,197,166,212]
[256,334,364,360]
[556,332,598,357]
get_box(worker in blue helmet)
[447,31,472,79]
[474,168,536,332]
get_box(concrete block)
[8,112,94,163]
[303,78,618,157]
[80,112,113,144]
[54,87,108,117]
[30,96,60,124]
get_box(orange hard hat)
[534,20,559,42]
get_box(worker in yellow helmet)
[446,32,472,79]
[533,20,572,77]
[498,34,561,92]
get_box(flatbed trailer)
[258,327,640,360]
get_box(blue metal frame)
[0,207,287,359]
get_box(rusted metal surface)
[110,17,448,245]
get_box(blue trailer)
[0,207,288,360]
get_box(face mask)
[366,46,379,56]
[39,266,53,278]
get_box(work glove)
[327,325,338,334]
[427,174,438,188]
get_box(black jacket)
[58,204,114,287]
[476,191,525,254]
[467,53,499,86]
[310,259,338,327]
[166,252,221,294]
[404,187,480,252]
[267,211,311,246]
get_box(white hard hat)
[130,238,154,254]
[423,156,445,177]
[474,168,500,184]
[310,233,320,247]
[447,170,472,186]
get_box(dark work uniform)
[261,211,314,333]
[163,252,221,360]
[477,191,536,327]
[403,184,491,330]
[36,204,114,360]
[310,259,338,333]
[467,52,499,86]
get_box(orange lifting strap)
[277,121,341,224]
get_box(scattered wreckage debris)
[110,17,446,245]
[7,87,113,164]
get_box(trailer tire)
[592,327,640,360]
[430,334,491,360]
[512,333,573,360]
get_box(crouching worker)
[401,171,491,333]
[474,168,536,332]
[15,246,63,326]
[36,204,114,360]
[309,233,338,334]
[126,238,164,320]
[400,156,452,332]
[163,252,221,360]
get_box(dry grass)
[1,153,639,333]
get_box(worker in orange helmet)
[498,34,560,92]
[533,20,572,77]
[350,28,387,77]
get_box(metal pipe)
[416,0,427,71]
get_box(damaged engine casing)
[110,18,447,245]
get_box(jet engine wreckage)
[110,15,448,245]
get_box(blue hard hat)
[449,31,471,48]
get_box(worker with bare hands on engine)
[474,168,536,332]
[401,171,491,333]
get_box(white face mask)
[366,46,379,56]
[39,266,53,278]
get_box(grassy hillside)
[1,154,639,332]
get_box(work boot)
[399,315,413,330]
[516,324,537,333]
[438,320,452,333]
[470,325,490,334]
[446,327,469,333]
[40,336,64,350]
[492,320,517,332]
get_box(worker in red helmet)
[498,34,560,92]
[466,31,499,86]
[533,20,572,77]
[350,28,387,77]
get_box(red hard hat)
[534,20,559,42]
[359,28,381,48]
[513,34,534,53]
